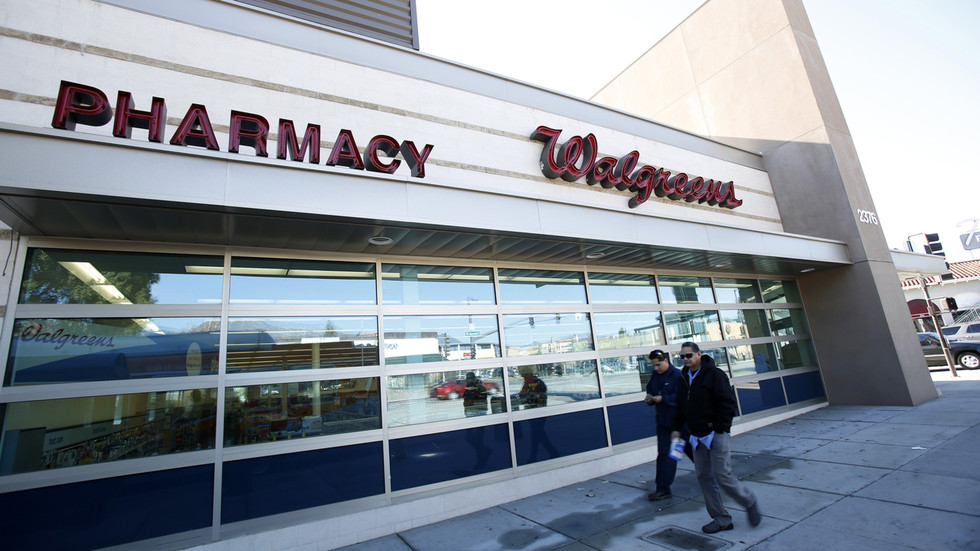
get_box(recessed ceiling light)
[368,236,393,246]
[585,251,606,259]
[800,267,815,273]
[714,261,732,268]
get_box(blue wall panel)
[736,378,786,415]
[514,409,607,466]
[783,371,826,403]
[222,442,384,523]
[607,401,657,445]
[0,465,213,551]
[389,424,511,491]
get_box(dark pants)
[655,424,677,494]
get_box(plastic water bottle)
[668,437,685,461]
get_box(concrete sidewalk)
[338,370,980,551]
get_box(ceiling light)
[800,267,815,273]
[369,236,394,245]
[585,252,606,259]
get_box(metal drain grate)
[640,526,732,551]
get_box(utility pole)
[920,278,957,377]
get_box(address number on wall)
[857,209,878,225]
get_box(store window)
[768,309,810,336]
[593,312,664,350]
[760,279,802,303]
[673,347,730,375]
[381,264,495,305]
[507,361,600,410]
[658,276,714,304]
[587,273,658,304]
[18,248,223,305]
[598,354,652,397]
[229,257,376,304]
[663,310,721,344]
[727,343,778,377]
[223,378,380,446]
[383,315,500,364]
[720,309,771,340]
[713,278,762,303]
[497,269,586,304]
[502,313,593,356]
[225,317,378,373]
[5,317,220,386]
[386,368,505,426]
[776,339,818,369]
[0,389,217,474]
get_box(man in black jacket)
[671,342,761,534]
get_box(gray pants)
[693,432,756,525]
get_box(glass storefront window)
[720,310,771,340]
[224,378,380,446]
[727,343,778,378]
[658,276,714,304]
[587,273,658,304]
[663,310,721,344]
[0,389,217,474]
[671,347,729,374]
[5,318,220,386]
[18,248,223,305]
[713,278,762,303]
[593,312,664,350]
[502,313,593,356]
[768,309,810,336]
[229,257,376,305]
[760,279,802,303]
[776,340,817,369]
[226,317,379,373]
[381,264,495,305]
[497,269,586,305]
[507,361,600,410]
[383,315,500,364]
[598,354,651,397]
[386,368,505,426]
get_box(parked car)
[431,378,499,400]
[940,323,980,343]
[918,332,980,369]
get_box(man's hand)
[671,431,681,440]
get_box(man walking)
[644,349,682,501]
[671,342,761,534]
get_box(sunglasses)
[680,353,697,359]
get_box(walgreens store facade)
[0,1,912,550]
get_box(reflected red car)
[430,379,499,400]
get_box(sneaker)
[647,491,673,501]
[747,502,762,527]
[702,520,734,534]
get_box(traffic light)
[924,233,945,257]
[946,297,959,312]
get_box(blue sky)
[416,0,980,262]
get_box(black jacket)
[645,364,681,428]
[671,355,737,437]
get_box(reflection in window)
[599,355,651,397]
[713,278,762,303]
[229,257,376,305]
[727,343,778,377]
[5,318,220,386]
[593,312,664,350]
[671,348,730,376]
[381,264,495,305]
[18,248,223,305]
[0,389,217,474]
[383,315,500,365]
[386,369,504,426]
[663,310,721,344]
[226,317,378,373]
[720,310,771,340]
[588,273,658,304]
[776,340,817,369]
[498,269,586,305]
[768,309,810,336]
[224,378,379,446]
[760,279,802,303]
[502,313,593,356]
[508,361,599,410]
[658,276,714,304]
